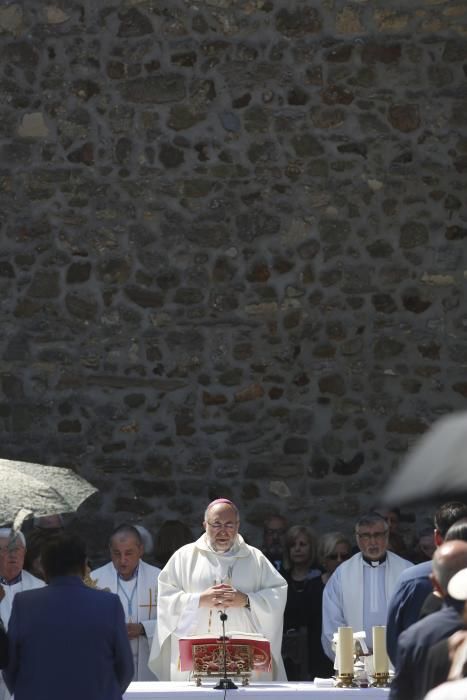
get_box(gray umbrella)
[0,458,98,528]
[383,410,467,506]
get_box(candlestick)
[372,626,389,674]
[371,626,390,687]
[335,625,356,687]
[338,626,354,674]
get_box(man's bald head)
[203,499,239,523]
[432,540,467,594]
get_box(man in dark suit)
[389,540,467,700]
[0,619,6,670]
[386,501,467,663]
[3,532,134,700]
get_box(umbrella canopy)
[0,458,98,528]
[383,411,467,507]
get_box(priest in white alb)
[91,524,160,681]
[0,528,45,700]
[148,498,288,681]
[321,513,412,660]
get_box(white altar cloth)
[124,681,390,700]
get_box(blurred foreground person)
[389,540,467,700]
[425,674,467,699]
[91,524,160,680]
[386,501,467,663]
[0,620,6,670]
[3,533,133,700]
[149,498,287,680]
[423,564,467,700]
[419,517,467,619]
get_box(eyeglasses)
[356,531,388,542]
[327,552,351,561]
[206,521,238,531]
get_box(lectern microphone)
[214,610,238,690]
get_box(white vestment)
[425,678,467,700]
[0,571,45,700]
[148,533,288,681]
[321,551,412,660]
[91,559,161,681]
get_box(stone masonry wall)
[0,0,466,555]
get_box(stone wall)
[1,0,466,554]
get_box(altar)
[124,681,390,699]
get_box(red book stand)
[179,635,271,686]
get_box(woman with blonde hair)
[282,525,333,680]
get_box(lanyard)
[118,578,138,618]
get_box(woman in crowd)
[319,531,352,585]
[282,525,333,680]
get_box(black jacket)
[0,618,7,669]
[389,599,464,700]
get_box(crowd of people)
[1,500,467,699]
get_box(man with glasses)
[262,515,288,572]
[149,498,287,681]
[0,529,45,700]
[321,513,412,660]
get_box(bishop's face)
[204,503,239,553]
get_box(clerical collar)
[117,565,139,581]
[362,553,387,567]
[0,572,22,586]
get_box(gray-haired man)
[321,513,412,660]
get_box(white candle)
[372,626,389,674]
[338,626,354,675]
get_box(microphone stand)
[214,611,237,690]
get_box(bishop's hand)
[199,583,230,608]
[199,583,248,609]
